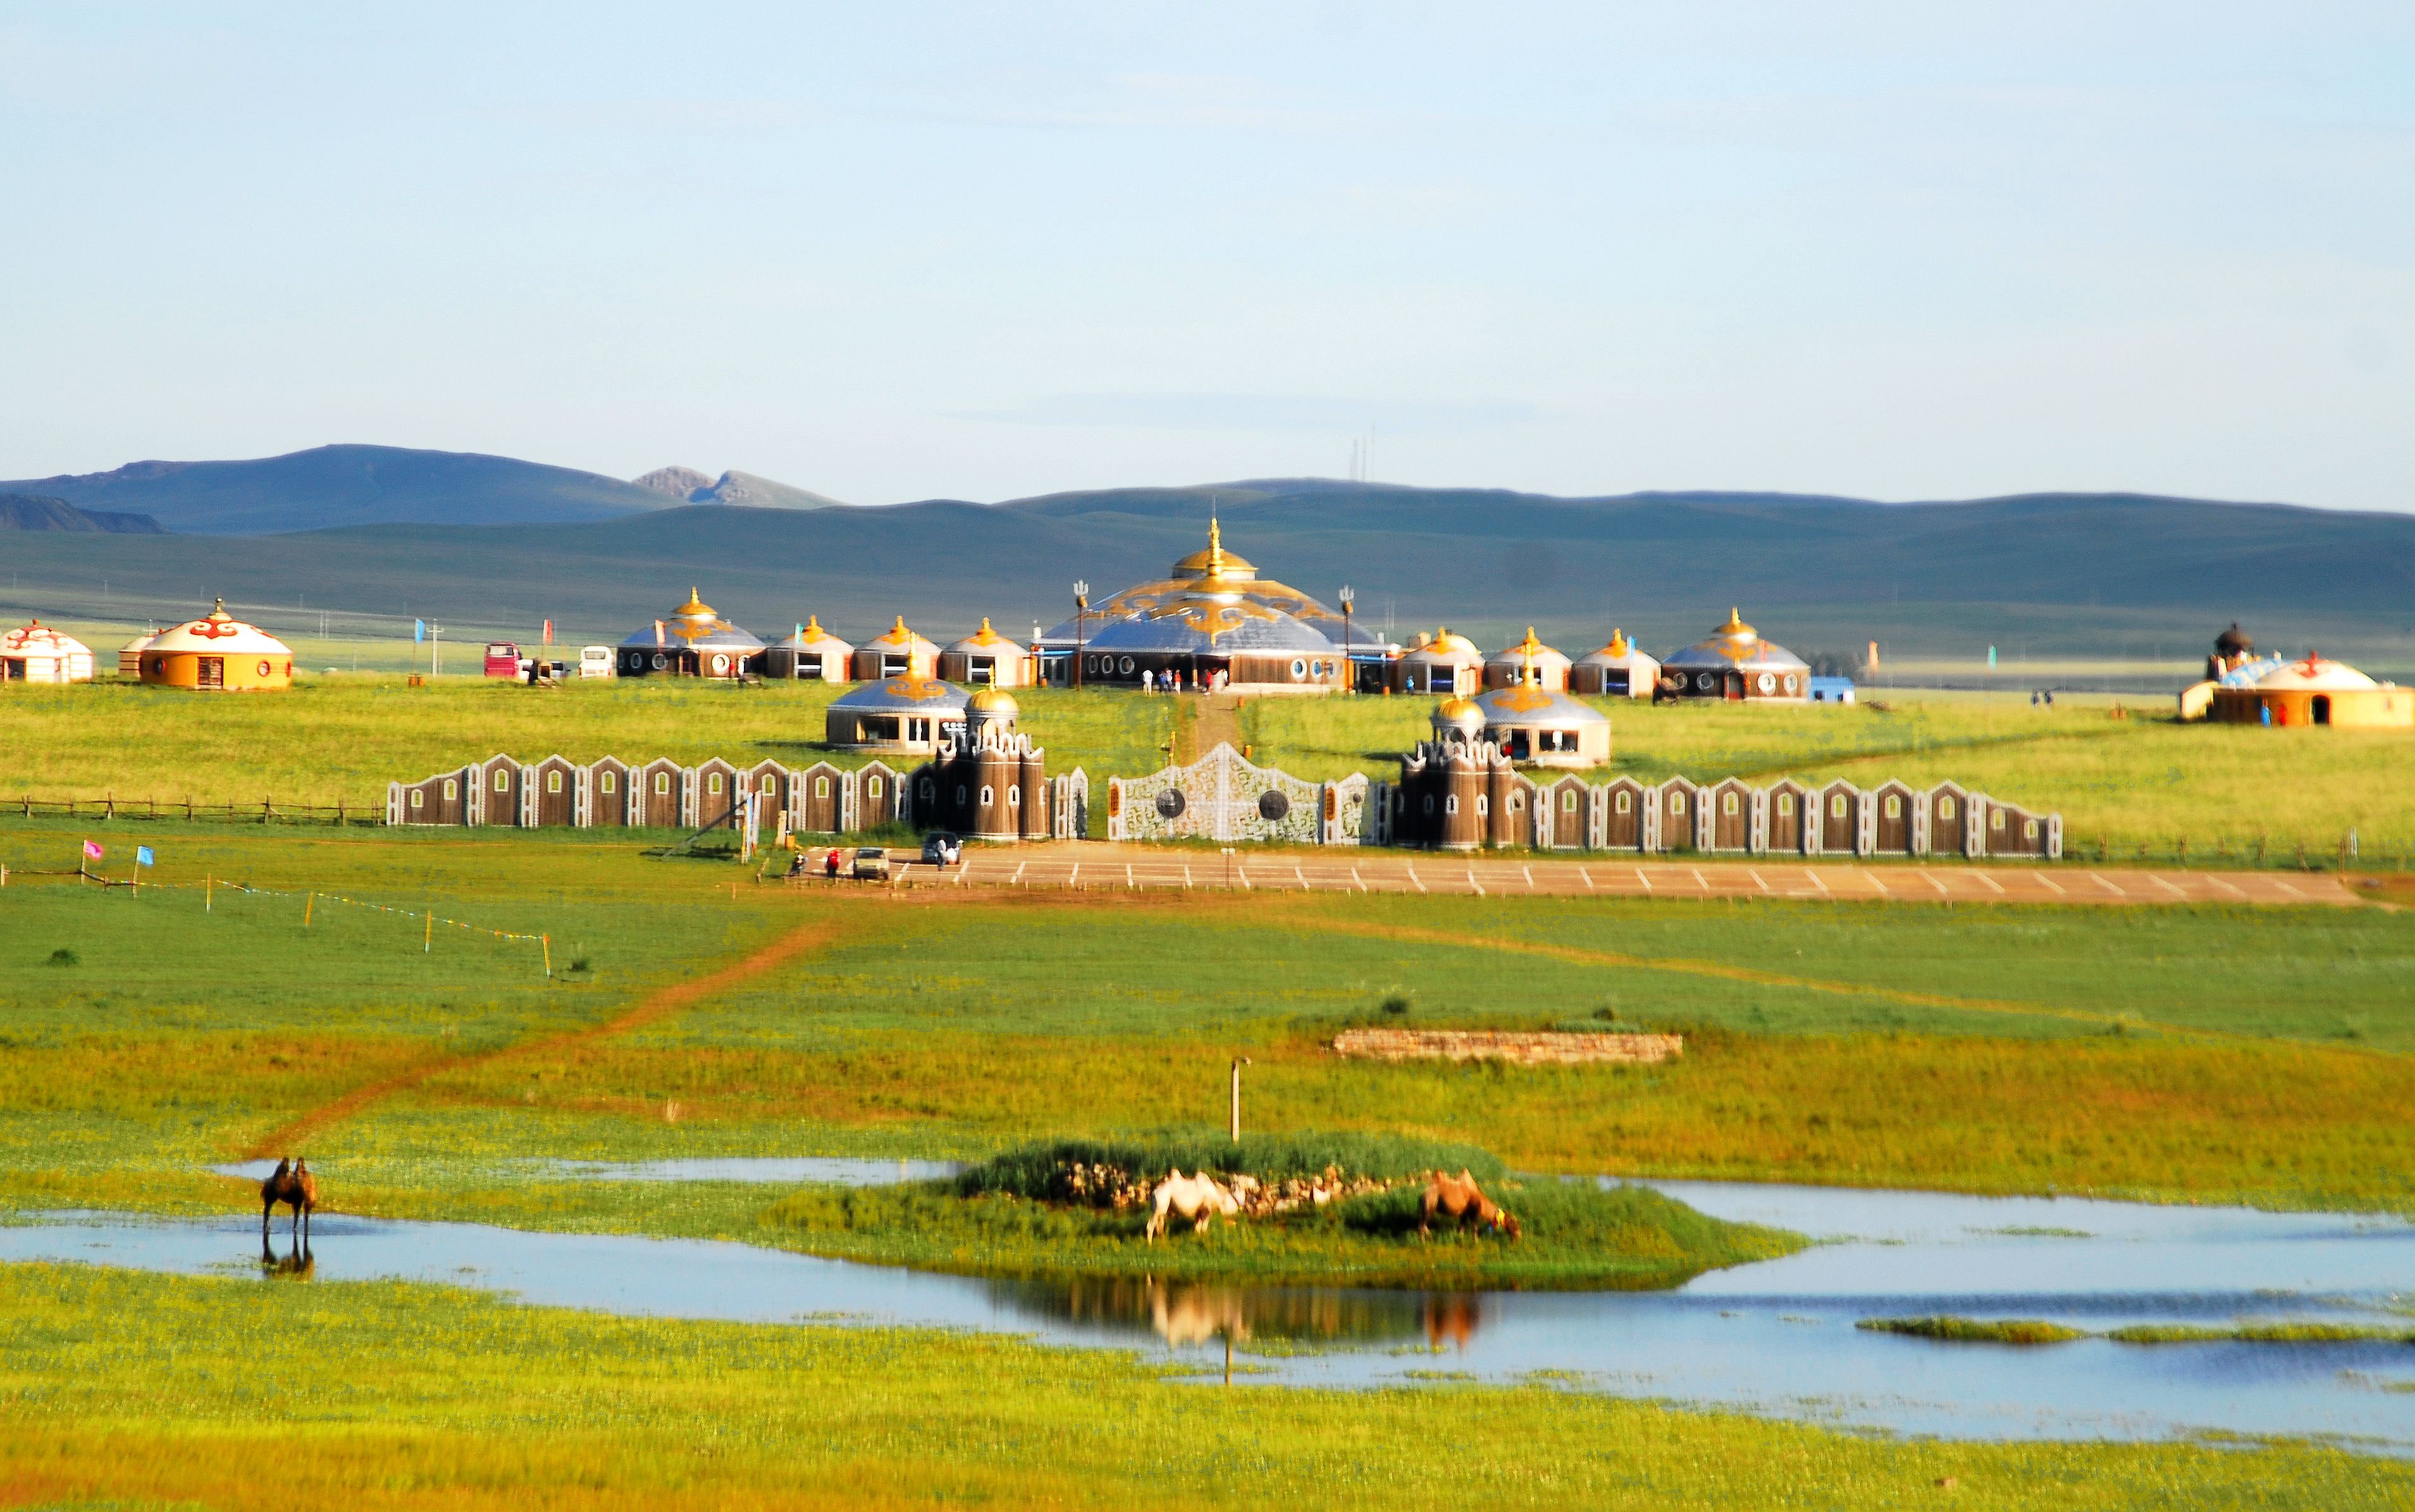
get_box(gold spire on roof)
[1607,627,1629,656]
[208,598,231,622]
[1719,607,1756,641]
[676,587,714,618]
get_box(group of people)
[1135,668,1228,694]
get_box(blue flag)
[1987,646,1997,669]
[414,619,426,644]
[136,845,155,867]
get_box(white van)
[578,645,615,679]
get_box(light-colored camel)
[1145,1169,1239,1242]
[1419,1169,1520,1240]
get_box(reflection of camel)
[1423,1293,1481,1349]
[259,1157,317,1245]
[1148,1280,1252,1346]
[259,1233,315,1280]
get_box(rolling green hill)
[2,476,2410,670]
[0,444,670,534]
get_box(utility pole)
[1072,581,1089,689]
[1230,1056,1251,1142]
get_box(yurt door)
[197,656,223,688]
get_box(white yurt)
[1,620,96,684]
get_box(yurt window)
[1615,790,1632,814]
[1118,657,1135,675]
[882,653,910,677]
[1290,658,1307,679]
[970,660,993,684]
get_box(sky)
[2,3,2409,511]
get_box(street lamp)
[1338,586,1354,692]
[1072,581,1089,689]
[1230,1055,1252,1143]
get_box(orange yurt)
[1,620,96,684]
[137,599,293,691]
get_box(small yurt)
[1570,629,1659,699]
[1482,628,1572,692]
[137,600,293,691]
[1,620,95,684]
[1395,627,1485,696]
[825,674,968,755]
[1470,686,1610,768]
[618,589,764,679]
[1657,608,1810,704]
[851,617,942,681]
[762,615,855,682]
[2209,654,2413,730]
[939,618,1035,688]
[118,631,158,677]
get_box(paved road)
[808,842,2359,906]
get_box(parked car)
[578,646,615,679]
[920,832,963,866]
[850,847,890,880]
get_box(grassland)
[9,673,2406,860]
[9,1263,2412,1511]
[3,821,2412,1225]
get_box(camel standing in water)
[259,1157,318,1245]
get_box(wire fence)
[11,794,376,826]
[2,863,555,975]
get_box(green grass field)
[11,1262,2412,1510]
[6,813,2415,1505]
[9,673,2408,859]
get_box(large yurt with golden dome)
[939,618,1035,687]
[136,601,293,691]
[1570,629,1659,698]
[762,616,855,682]
[1395,627,1484,696]
[1657,608,1810,704]
[826,674,968,754]
[2209,654,2413,729]
[1,620,95,684]
[1482,628,1572,691]
[619,589,763,679]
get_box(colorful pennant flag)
[136,845,155,867]
[82,840,102,860]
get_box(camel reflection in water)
[260,1234,315,1280]
[1000,1275,1485,1350]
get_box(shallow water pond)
[16,1179,2415,1450]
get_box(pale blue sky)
[3,4,2409,510]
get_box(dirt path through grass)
[243,918,836,1157]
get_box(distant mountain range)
[0,493,164,534]
[4,465,2411,665]
[0,446,849,534]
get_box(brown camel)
[260,1156,317,1245]
[1419,1169,1521,1241]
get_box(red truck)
[483,642,522,678]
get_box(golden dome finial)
[1207,515,1223,575]
[893,614,909,636]
[980,616,992,632]
[1608,627,1628,656]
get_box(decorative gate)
[1109,743,1321,844]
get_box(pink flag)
[82,840,102,860]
